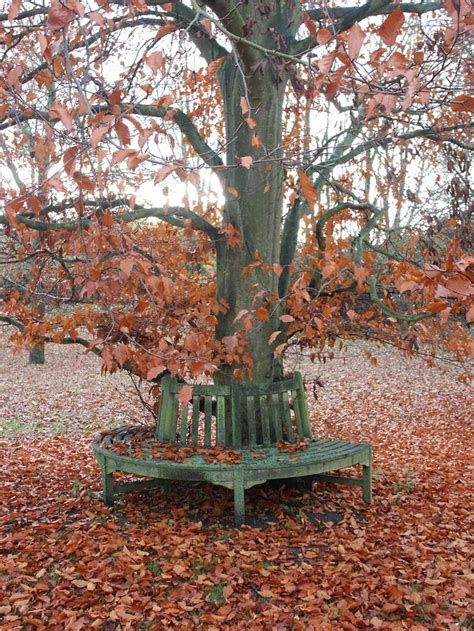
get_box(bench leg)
[233,472,245,526]
[102,468,114,506]
[362,464,372,503]
[295,476,314,492]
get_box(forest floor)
[1,332,472,630]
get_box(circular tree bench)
[93,373,372,525]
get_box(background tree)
[0,0,472,401]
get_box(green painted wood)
[102,468,114,506]
[281,391,295,442]
[259,395,271,446]
[93,429,373,526]
[170,382,230,396]
[271,393,283,441]
[291,388,304,437]
[233,470,245,526]
[246,396,257,447]
[167,384,179,442]
[363,449,372,502]
[295,372,312,438]
[225,397,233,448]
[217,396,226,446]
[159,377,179,442]
[101,374,372,524]
[204,396,213,447]
[157,372,312,446]
[94,438,370,480]
[179,404,188,446]
[238,378,297,396]
[191,396,200,446]
[156,374,171,441]
[231,384,242,449]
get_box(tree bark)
[29,302,46,365]
[29,342,45,365]
[215,2,302,384]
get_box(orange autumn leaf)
[255,306,269,321]
[298,170,317,207]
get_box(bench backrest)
[155,372,312,449]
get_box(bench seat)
[93,427,372,525]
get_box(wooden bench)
[93,373,372,525]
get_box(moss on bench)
[93,373,372,525]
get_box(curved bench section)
[93,426,372,525]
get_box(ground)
[0,332,472,629]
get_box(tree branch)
[0,314,105,357]
[190,0,313,69]
[367,276,431,322]
[307,1,442,21]
[294,1,443,55]
[309,123,474,175]
[0,314,25,331]
[279,197,303,299]
[1,102,225,182]
[0,7,46,21]
[0,203,219,240]
[168,0,229,62]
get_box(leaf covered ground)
[1,334,472,629]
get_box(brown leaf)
[178,384,193,405]
[298,170,317,207]
[379,7,405,46]
[348,23,365,60]
[47,0,74,30]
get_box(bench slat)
[271,393,283,441]
[291,388,303,437]
[217,395,226,446]
[259,395,271,446]
[156,374,171,441]
[231,385,242,449]
[160,376,179,442]
[204,396,213,447]
[169,393,179,442]
[179,404,188,446]
[246,396,257,447]
[239,377,297,396]
[170,383,230,396]
[281,391,295,442]
[191,396,200,446]
[295,372,312,438]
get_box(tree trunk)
[29,301,46,365]
[214,1,303,385]
[29,342,45,365]
[216,66,288,383]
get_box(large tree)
[0,0,472,398]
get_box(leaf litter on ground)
[0,332,472,628]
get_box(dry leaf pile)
[1,335,472,629]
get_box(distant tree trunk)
[29,341,45,365]
[29,302,45,365]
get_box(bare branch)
[309,123,474,175]
[0,7,46,22]
[307,1,442,21]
